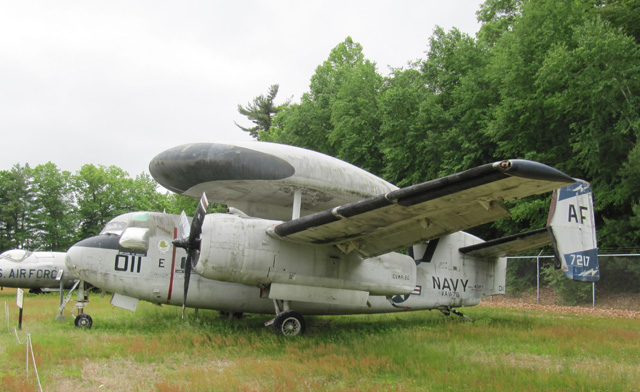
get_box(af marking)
[568,204,588,224]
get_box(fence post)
[536,250,543,304]
[26,334,29,380]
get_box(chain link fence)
[505,253,640,309]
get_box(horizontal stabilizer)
[459,227,552,258]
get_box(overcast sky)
[1,1,484,178]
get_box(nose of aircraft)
[66,234,122,281]
[65,242,84,275]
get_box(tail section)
[459,179,599,283]
[547,180,600,282]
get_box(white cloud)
[0,0,483,176]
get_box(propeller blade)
[182,252,192,319]
[172,193,209,320]
[178,211,190,241]
[189,193,209,244]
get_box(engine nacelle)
[194,214,417,296]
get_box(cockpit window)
[131,213,149,222]
[0,249,31,262]
[100,221,128,236]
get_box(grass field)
[1,288,639,391]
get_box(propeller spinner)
[173,193,209,319]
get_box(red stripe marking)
[167,227,177,301]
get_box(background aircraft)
[0,249,77,293]
[65,142,599,336]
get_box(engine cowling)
[194,214,417,296]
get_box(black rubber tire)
[273,311,306,336]
[74,313,93,329]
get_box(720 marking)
[570,254,590,267]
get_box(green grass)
[1,288,639,391]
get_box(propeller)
[173,193,209,319]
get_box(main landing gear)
[219,311,244,320]
[439,306,472,321]
[265,299,306,336]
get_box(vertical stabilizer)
[547,180,599,282]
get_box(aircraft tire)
[75,313,93,329]
[274,311,305,336]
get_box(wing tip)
[494,160,575,184]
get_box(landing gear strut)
[57,280,93,329]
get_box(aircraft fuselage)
[0,250,76,290]
[66,211,505,316]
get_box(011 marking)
[115,254,143,273]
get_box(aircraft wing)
[268,160,575,258]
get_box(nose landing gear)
[57,280,93,329]
[74,313,93,328]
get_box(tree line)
[0,163,201,253]
[239,0,640,252]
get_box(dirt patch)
[595,291,640,311]
[482,288,640,319]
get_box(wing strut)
[292,189,302,220]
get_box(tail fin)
[547,180,600,282]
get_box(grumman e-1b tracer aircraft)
[65,142,599,336]
[0,249,76,292]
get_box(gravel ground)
[481,290,640,319]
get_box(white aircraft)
[0,249,76,292]
[65,142,599,335]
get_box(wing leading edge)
[267,160,575,257]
